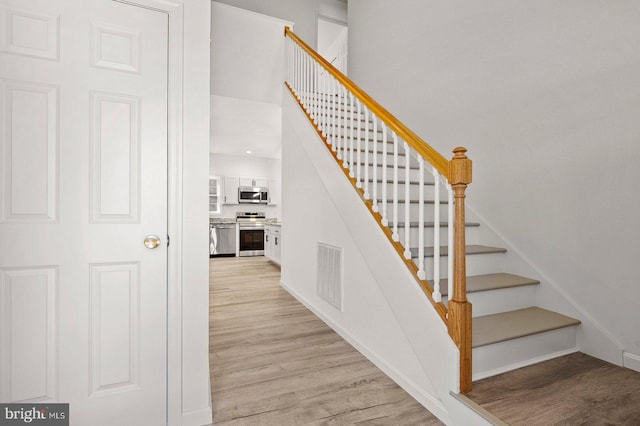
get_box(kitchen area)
[209,3,291,267]
[209,153,282,266]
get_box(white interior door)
[0,0,168,424]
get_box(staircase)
[284,27,581,395]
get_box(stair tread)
[367,178,433,185]
[429,273,540,296]
[355,162,420,170]
[410,244,507,258]
[390,221,480,228]
[473,307,581,348]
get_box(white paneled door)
[0,0,168,424]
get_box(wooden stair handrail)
[285,26,450,178]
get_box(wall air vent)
[317,243,343,311]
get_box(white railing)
[286,33,453,304]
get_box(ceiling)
[210,3,292,159]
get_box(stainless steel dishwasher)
[210,223,237,257]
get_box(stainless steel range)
[236,212,266,257]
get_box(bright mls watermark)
[0,404,68,425]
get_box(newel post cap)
[449,146,472,185]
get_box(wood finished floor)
[468,352,640,425]
[208,256,442,425]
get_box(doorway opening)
[317,16,348,75]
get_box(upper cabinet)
[239,177,268,188]
[268,178,279,205]
[222,176,239,204]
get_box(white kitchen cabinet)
[264,224,281,266]
[267,179,280,205]
[209,176,221,215]
[239,177,268,188]
[222,176,239,204]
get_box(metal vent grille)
[317,243,343,311]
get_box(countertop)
[210,218,281,225]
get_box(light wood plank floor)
[208,256,442,425]
[468,352,640,425]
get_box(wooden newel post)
[448,146,473,393]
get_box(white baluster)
[307,54,311,110]
[372,116,378,211]
[418,158,425,279]
[292,44,297,94]
[447,182,454,303]
[298,46,302,98]
[433,169,442,302]
[331,77,337,152]
[318,65,329,137]
[348,93,355,176]
[338,84,347,161]
[327,76,336,152]
[303,53,307,108]
[296,45,301,97]
[313,58,318,119]
[403,142,411,259]
[363,107,370,198]
[382,124,388,226]
[356,100,362,188]
[336,84,342,159]
[287,38,291,85]
[392,132,399,241]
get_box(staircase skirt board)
[449,392,509,426]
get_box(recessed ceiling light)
[246,150,252,154]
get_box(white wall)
[181,0,213,424]
[210,95,282,158]
[281,89,492,425]
[210,153,282,219]
[210,3,292,104]
[212,0,347,49]
[347,1,640,364]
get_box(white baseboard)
[623,351,640,372]
[280,279,450,424]
[181,407,212,426]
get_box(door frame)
[113,1,184,424]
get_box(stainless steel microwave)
[238,186,269,204]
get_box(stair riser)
[346,166,428,184]
[413,253,509,281]
[385,250,507,281]
[472,327,579,380]
[443,285,538,317]
[383,203,451,223]
[336,151,415,169]
[368,183,447,202]
[329,138,393,154]
[390,226,479,249]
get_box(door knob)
[144,235,161,249]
